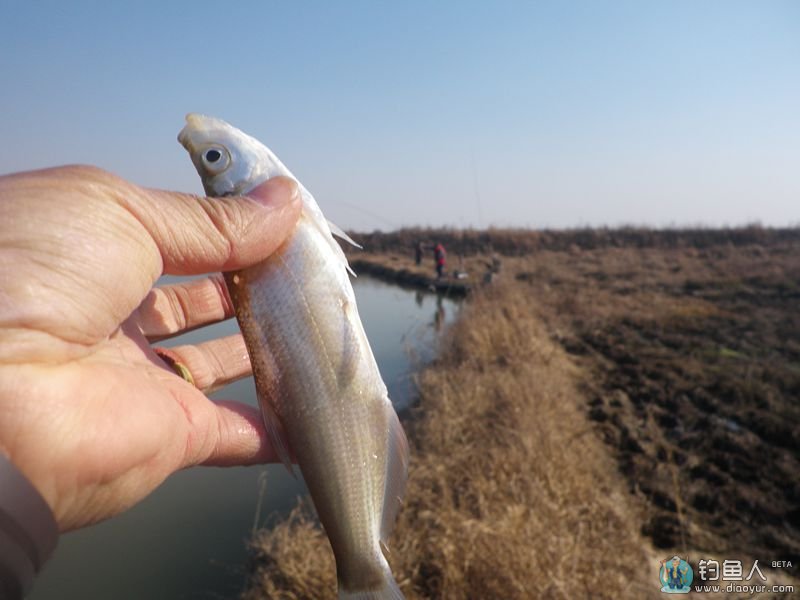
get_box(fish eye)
[200,145,230,173]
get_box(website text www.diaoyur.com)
[694,583,795,594]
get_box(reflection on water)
[30,275,459,600]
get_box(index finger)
[133,175,301,276]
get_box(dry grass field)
[241,227,800,599]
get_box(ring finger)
[154,334,252,394]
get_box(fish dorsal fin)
[258,389,295,477]
[327,219,362,249]
[327,219,360,277]
[380,406,409,547]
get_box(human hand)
[0,166,300,532]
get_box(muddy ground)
[349,229,800,574]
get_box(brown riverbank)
[349,257,472,297]
[242,228,800,598]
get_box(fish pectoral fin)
[337,302,362,387]
[258,391,295,477]
[327,219,363,249]
[380,405,409,547]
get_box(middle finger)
[139,274,235,342]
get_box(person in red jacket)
[434,243,447,279]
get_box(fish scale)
[178,114,407,600]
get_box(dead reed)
[241,280,655,599]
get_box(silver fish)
[178,114,407,600]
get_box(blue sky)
[2,1,798,230]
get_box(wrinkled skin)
[0,166,300,531]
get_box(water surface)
[30,275,459,600]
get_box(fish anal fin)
[258,390,295,477]
[380,406,409,546]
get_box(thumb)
[133,175,301,276]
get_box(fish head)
[177,113,280,196]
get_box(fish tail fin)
[338,569,405,600]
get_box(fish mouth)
[177,112,235,152]
[177,113,225,148]
[176,113,205,151]
[176,130,193,152]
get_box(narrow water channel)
[30,275,460,600]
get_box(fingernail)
[248,176,299,208]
